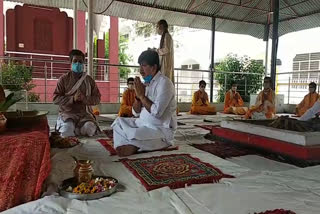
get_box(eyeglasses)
[200,85,206,88]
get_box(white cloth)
[299,100,320,121]
[112,72,177,151]
[251,112,267,120]
[56,116,97,137]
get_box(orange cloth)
[93,105,100,115]
[190,90,216,115]
[118,89,136,117]
[245,88,275,119]
[295,92,319,116]
[223,90,247,115]
[176,107,180,115]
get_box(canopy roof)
[5,0,320,39]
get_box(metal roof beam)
[241,0,256,6]
[280,0,310,10]
[188,0,209,13]
[282,0,300,16]
[114,0,264,25]
[280,8,320,23]
[241,0,264,22]
[152,0,158,6]
[214,0,229,15]
[186,0,196,12]
[209,0,269,12]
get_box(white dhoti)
[251,112,267,120]
[56,116,98,137]
[111,117,172,151]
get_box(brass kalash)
[72,156,94,184]
[59,157,118,200]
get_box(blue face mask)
[143,75,153,83]
[72,62,84,73]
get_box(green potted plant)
[1,62,33,91]
[0,62,34,109]
[0,86,23,133]
[0,93,23,112]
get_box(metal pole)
[245,76,247,96]
[176,70,179,102]
[44,63,47,103]
[265,38,269,76]
[318,72,320,93]
[73,0,78,49]
[271,0,279,90]
[50,56,53,79]
[224,73,227,94]
[288,76,291,104]
[25,90,28,110]
[87,0,94,76]
[104,65,107,81]
[210,17,216,102]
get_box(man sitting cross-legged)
[224,82,248,115]
[111,50,177,157]
[295,82,319,117]
[245,77,276,119]
[53,49,101,137]
[118,77,136,117]
[190,80,216,115]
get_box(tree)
[215,54,264,102]
[105,32,133,79]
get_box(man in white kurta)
[299,98,320,121]
[112,50,177,157]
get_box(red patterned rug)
[97,139,117,155]
[120,154,234,191]
[102,129,113,139]
[191,142,256,159]
[97,139,179,156]
[254,209,296,214]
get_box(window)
[192,64,200,70]
[181,65,188,69]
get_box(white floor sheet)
[4,114,320,214]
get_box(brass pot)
[73,158,94,184]
[0,113,7,133]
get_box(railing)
[276,70,320,104]
[0,52,270,105]
[5,51,108,81]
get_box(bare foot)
[116,145,139,157]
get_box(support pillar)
[96,37,105,81]
[210,17,216,103]
[77,11,85,53]
[87,0,93,76]
[73,0,78,49]
[264,23,270,76]
[109,16,119,103]
[0,0,4,56]
[271,0,279,90]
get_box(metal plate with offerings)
[59,175,118,200]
